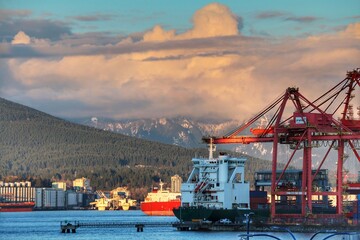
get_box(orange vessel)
[140,181,181,216]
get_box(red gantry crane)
[203,69,360,223]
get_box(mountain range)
[0,97,275,198]
[70,116,241,148]
[70,115,360,179]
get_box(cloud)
[0,13,71,41]
[285,16,318,23]
[178,3,240,39]
[256,11,318,23]
[143,25,176,42]
[12,31,31,44]
[0,9,32,20]
[256,11,287,19]
[143,3,240,42]
[72,13,116,22]
[341,22,360,38]
[1,3,360,122]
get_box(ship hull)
[141,200,180,216]
[173,207,270,222]
[0,202,35,212]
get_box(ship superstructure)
[181,150,250,210]
[144,181,180,203]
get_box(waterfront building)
[0,181,35,202]
[52,182,67,191]
[171,175,182,193]
[73,177,91,191]
[35,188,87,209]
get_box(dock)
[60,220,173,233]
[172,221,245,231]
[60,221,79,233]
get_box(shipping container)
[251,197,268,203]
[353,203,358,213]
[250,191,267,198]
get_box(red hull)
[140,200,180,216]
[0,202,35,212]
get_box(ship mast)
[159,180,164,191]
[208,138,216,160]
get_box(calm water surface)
[0,210,354,240]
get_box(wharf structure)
[35,188,89,210]
[254,169,334,215]
[0,181,35,203]
[90,187,137,211]
[202,69,360,224]
[36,177,94,210]
[0,178,95,210]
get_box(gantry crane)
[203,69,360,222]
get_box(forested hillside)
[0,97,273,196]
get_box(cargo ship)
[173,141,269,222]
[140,180,181,216]
[0,202,35,212]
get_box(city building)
[52,182,67,191]
[170,175,182,193]
[73,177,91,191]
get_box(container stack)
[353,195,360,225]
[250,191,268,210]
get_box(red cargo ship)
[0,202,35,212]
[140,181,181,216]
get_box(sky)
[0,0,359,121]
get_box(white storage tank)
[77,192,83,205]
[44,189,57,208]
[67,191,77,206]
[35,188,43,208]
[56,190,65,208]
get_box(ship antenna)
[159,179,164,191]
[208,137,216,159]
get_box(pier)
[60,221,79,233]
[172,221,245,231]
[60,220,173,233]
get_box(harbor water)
[0,210,356,240]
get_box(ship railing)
[195,179,210,193]
[194,179,211,202]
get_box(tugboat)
[173,140,264,222]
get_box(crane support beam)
[205,134,358,145]
[201,69,360,222]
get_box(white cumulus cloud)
[12,31,31,44]
[1,4,360,121]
